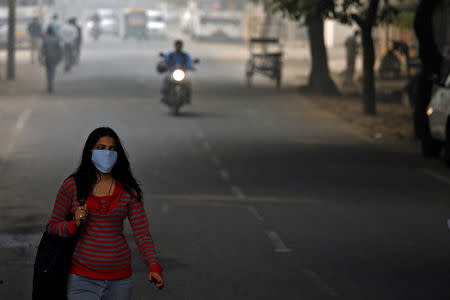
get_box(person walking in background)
[70,17,83,65]
[59,19,79,72]
[27,17,42,64]
[344,31,359,86]
[49,14,62,35]
[41,26,62,93]
[46,127,164,299]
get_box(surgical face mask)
[91,150,118,174]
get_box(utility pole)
[37,0,44,21]
[7,0,16,80]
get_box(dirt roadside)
[310,93,420,152]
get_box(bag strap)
[73,175,85,206]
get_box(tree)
[335,0,398,115]
[264,0,340,95]
[7,0,16,80]
[263,0,397,114]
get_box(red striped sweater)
[46,177,163,280]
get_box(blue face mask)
[91,150,118,174]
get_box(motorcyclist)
[161,40,194,102]
[90,13,101,40]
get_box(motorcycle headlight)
[172,69,185,81]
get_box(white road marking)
[210,155,221,167]
[219,169,230,182]
[4,108,33,157]
[247,109,257,117]
[423,169,450,186]
[302,269,338,297]
[265,231,292,253]
[160,203,169,214]
[0,233,41,248]
[231,185,246,199]
[247,205,264,221]
[202,140,212,152]
[195,130,205,139]
[15,109,32,132]
[153,194,313,205]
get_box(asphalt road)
[1,37,450,300]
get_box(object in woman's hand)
[152,275,160,284]
[150,272,163,289]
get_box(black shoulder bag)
[32,177,85,300]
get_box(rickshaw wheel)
[246,60,254,88]
[276,75,281,90]
[246,74,253,87]
[171,105,180,116]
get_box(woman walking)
[41,26,62,93]
[46,127,164,299]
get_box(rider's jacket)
[164,51,194,72]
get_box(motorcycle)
[90,25,101,41]
[158,53,199,115]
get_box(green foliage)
[259,0,399,26]
[263,0,335,23]
[391,11,415,28]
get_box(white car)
[424,73,450,165]
[146,10,166,38]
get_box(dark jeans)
[67,274,132,300]
[45,62,57,93]
[64,43,74,72]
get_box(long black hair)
[70,127,142,202]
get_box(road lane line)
[160,203,169,214]
[302,269,338,297]
[152,194,314,205]
[202,140,212,152]
[15,109,32,132]
[265,231,292,253]
[423,169,450,186]
[4,108,33,157]
[231,185,246,199]
[219,169,230,182]
[195,130,205,139]
[247,205,264,222]
[210,155,221,167]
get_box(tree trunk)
[7,0,16,80]
[352,0,379,115]
[413,0,443,139]
[361,25,376,115]
[304,15,339,95]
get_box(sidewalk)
[0,50,45,96]
[0,53,44,162]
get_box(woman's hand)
[75,205,89,227]
[149,272,164,290]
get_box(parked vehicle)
[423,73,450,165]
[146,10,166,38]
[123,9,148,40]
[246,38,283,90]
